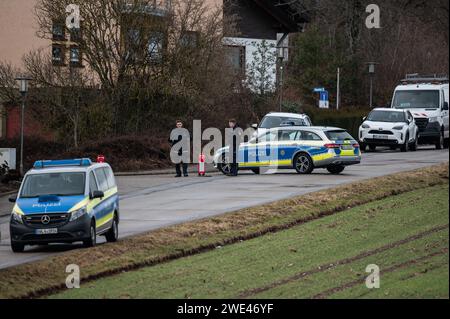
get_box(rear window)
[260,116,307,129]
[325,130,354,141]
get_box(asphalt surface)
[0,147,448,270]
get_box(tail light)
[353,144,360,148]
[324,144,340,149]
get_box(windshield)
[259,116,307,129]
[325,130,354,141]
[393,90,440,109]
[20,172,86,198]
[367,110,406,123]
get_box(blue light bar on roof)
[33,158,93,169]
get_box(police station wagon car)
[214,127,361,175]
[9,159,119,252]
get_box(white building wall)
[223,37,278,93]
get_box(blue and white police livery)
[9,159,119,252]
[214,127,361,175]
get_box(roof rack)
[401,74,449,84]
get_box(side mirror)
[8,195,17,203]
[251,124,258,129]
[90,190,104,200]
[443,102,449,111]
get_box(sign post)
[313,88,329,109]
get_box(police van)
[9,159,119,252]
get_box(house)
[0,0,309,139]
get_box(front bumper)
[360,129,405,146]
[10,213,92,244]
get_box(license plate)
[35,228,58,235]
[373,135,389,139]
[341,145,353,150]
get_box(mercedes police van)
[9,159,119,252]
[391,74,449,149]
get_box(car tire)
[400,134,409,152]
[11,241,25,253]
[409,135,418,152]
[360,143,367,152]
[251,168,260,175]
[436,132,444,150]
[369,145,377,152]
[294,153,314,175]
[83,222,97,248]
[327,165,345,175]
[105,215,119,243]
[444,138,449,149]
[218,154,232,176]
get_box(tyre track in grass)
[311,248,448,299]
[237,224,449,299]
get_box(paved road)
[0,147,448,270]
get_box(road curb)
[115,166,217,177]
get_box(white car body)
[359,108,419,151]
[390,75,449,148]
[252,112,312,137]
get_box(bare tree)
[34,0,238,135]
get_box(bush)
[0,135,171,173]
[303,106,369,138]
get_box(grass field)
[51,183,449,299]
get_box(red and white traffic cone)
[198,153,206,177]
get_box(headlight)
[70,207,87,222]
[393,125,405,130]
[361,123,370,129]
[428,117,438,123]
[11,211,23,224]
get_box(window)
[52,45,64,65]
[52,22,65,41]
[324,130,354,141]
[180,31,199,48]
[102,167,116,189]
[89,172,98,194]
[226,45,245,73]
[70,46,82,66]
[260,116,307,129]
[95,168,109,192]
[70,27,82,42]
[298,131,322,141]
[20,173,85,198]
[367,110,406,123]
[147,31,164,62]
[393,90,440,109]
[279,130,298,141]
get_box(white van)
[391,74,449,149]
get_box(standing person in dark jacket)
[169,120,189,177]
[226,119,242,176]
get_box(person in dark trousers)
[226,119,241,176]
[169,120,189,177]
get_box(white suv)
[252,112,312,137]
[359,108,419,152]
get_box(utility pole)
[15,76,32,177]
[279,63,284,112]
[336,68,340,110]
